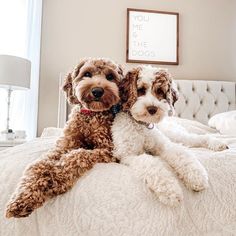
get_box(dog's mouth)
[93,97,101,102]
[79,88,120,111]
[130,106,166,124]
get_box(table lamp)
[0,55,31,137]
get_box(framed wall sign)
[126,8,179,65]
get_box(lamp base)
[1,130,26,140]
[1,129,15,140]
[6,88,13,132]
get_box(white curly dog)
[112,66,227,207]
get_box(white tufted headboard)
[174,80,236,124]
[57,78,236,127]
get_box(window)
[0,0,42,139]
[0,0,28,131]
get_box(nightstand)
[0,139,26,151]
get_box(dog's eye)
[137,87,146,96]
[83,72,92,78]
[156,88,166,99]
[106,74,114,81]
[156,88,164,95]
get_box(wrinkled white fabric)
[0,123,236,236]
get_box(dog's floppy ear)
[171,81,179,105]
[62,72,79,105]
[162,73,179,116]
[171,82,179,106]
[117,64,124,81]
[71,59,87,79]
[120,68,140,111]
[62,59,87,105]
[168,82,179,116]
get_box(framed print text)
[126,8,179,65]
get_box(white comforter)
[1,120,236,236]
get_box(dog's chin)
[84,101,113,111]
[81,96,120,112]
[131,110,166,124]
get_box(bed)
[0,80,236,236]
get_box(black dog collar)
[110,103,122,116]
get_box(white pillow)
[41,127,63,137]
[208,111,236,135]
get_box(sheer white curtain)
[0,0,42,139]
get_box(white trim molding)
[57,73,67,128]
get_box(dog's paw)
[147,178,183,207]
[158,189,183,207]
[189,176,208,192]
[169,149,209,192]
[207,138,229,151]
[183,166,209,192]
[6,200,34,218]
[5,191,44,218]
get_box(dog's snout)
[91,87,104,98]
[147,106,157,115]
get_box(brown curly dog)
[6,58,123,218]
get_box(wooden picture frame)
[126,8,179,65]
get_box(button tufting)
[228,101,231,105]
[193,114,196,118]
[221,88,224,92]
[214,101,217,105]
[178,114,181,117]
[192,87,195,92]
[185,100,188,105]
[200,100,203,105]
[206,87,209,92]
[208,114,211,118]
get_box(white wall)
[38,0,236,135]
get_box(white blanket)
[1,121,236,236]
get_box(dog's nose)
[147,106,157,115]
[92,87,104,98]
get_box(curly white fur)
[112,113,209,207]
[112,66,209,206]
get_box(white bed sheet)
[0,121,236,236]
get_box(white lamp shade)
[0,55,31,90]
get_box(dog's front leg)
[6,148,114,218]
[5,113,88,218]
[164,129,228,151]
[6,146,83,218]
[121,154,183,207]
[5,151,66,218]
[148,130,208,192]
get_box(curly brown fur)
[120,67,140,111]
[6,58,123,218]
[152,70,177,107]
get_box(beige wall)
[38,0,236,135]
